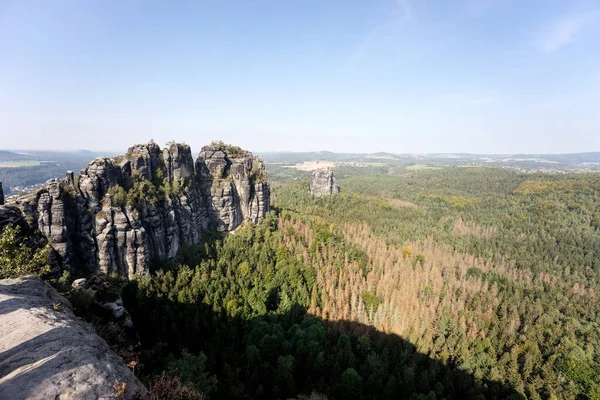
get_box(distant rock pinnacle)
[310,168,340,196]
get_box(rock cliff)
[8,141,270,279]
[309,168,340,197]
[0,275,146,399]
[0,181,4,205]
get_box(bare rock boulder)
[0,275,146,399]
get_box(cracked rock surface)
[6,141,270,279]
[310,168,340,197]
[0,275,146,399]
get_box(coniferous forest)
[5,166,600,399]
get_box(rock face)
[310,168,340,197]
[0,205,40,250]
[0,275,146,399]
[0,181,4,205]
[8,141,270,279]
[0,205,29,235]
[72,276,134,328]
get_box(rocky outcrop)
[72,276,134,328]
[0,205,41,250]
[0,181,4,205]
[310,168,340,197]
[197,145,270,231]
[8,141,270,279]
[0,275,146,399]
[0,205,29,235]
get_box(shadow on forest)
[121,282,524,400]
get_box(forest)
[3,165,600,399]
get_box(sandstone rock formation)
[0,205,40,249]
[0,205,29,234]
[0,275,146,399]
[309,168,340,197]
[72,276,134,328]
[8,141,270,279]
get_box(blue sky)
[1,0,599,153]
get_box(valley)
[2,144,599,399]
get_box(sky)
[1,0,600,154]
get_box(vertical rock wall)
[310,168,340,197]
[10,141,270,279]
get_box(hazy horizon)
[2,0,600,153]
[3,143,600,157]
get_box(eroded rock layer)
[0,275,146,399]
[310,168,340,197]
[9,141,270,279]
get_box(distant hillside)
[260,150,600,171]
[0,150,34,161]
[258,151,366,164]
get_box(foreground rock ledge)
[0,275,146,400]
